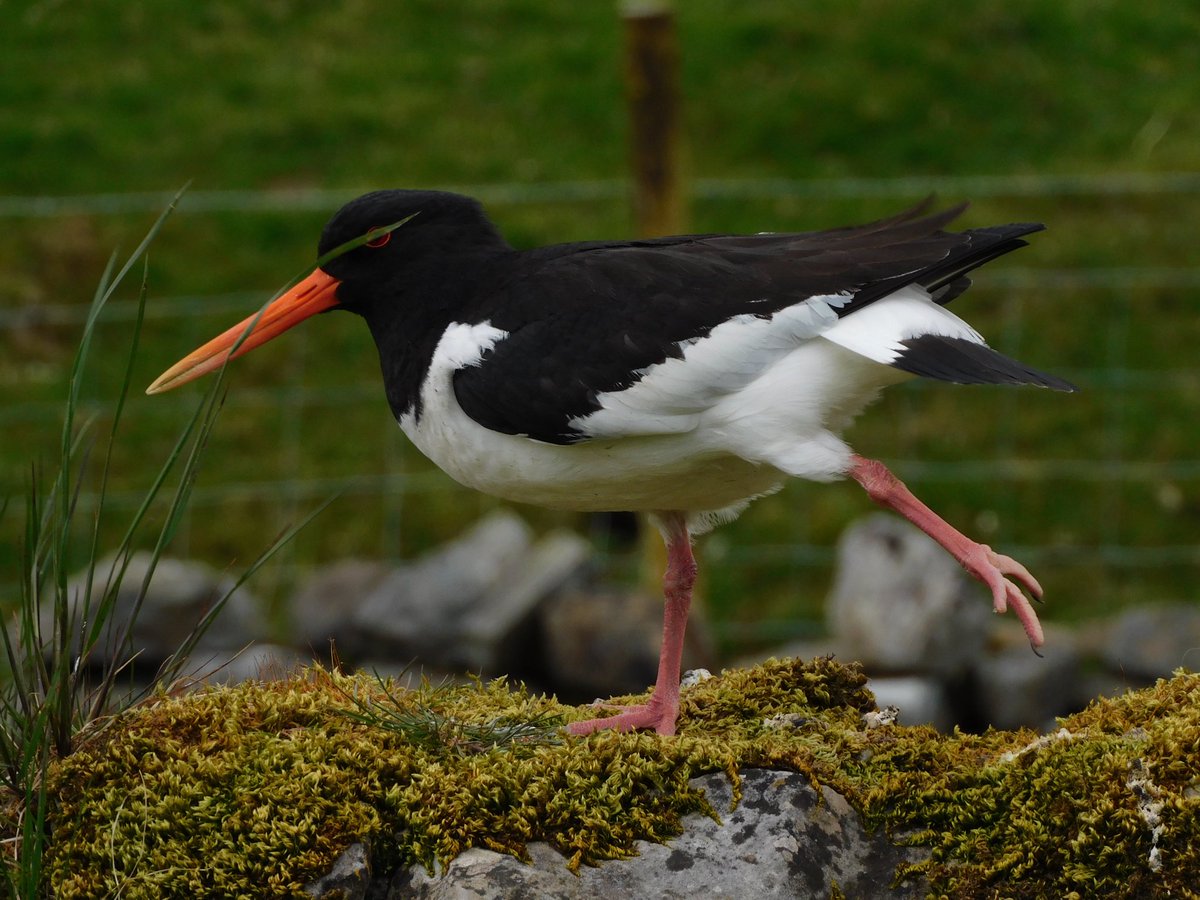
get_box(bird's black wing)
[452,204,1046,444]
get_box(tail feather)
[891,334,1077,391]
[919,224,1044,296]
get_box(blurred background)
[2,1,1198,668]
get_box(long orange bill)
[146,267,342,394]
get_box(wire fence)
[3,171,1198,646]
[4,170,1200,218]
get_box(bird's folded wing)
[451,205,1041,444]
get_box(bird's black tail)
[891,334,1077,391]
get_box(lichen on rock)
[28,658,1200,898]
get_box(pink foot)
[568,697,680,736]
[850,456,1046,649]
[960,543,1045,647]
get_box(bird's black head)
[144,190,509,396]
[316,190,510,311]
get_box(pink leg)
[849,455,1046,649]
[568,512,696,736]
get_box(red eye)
[365,227,391,248]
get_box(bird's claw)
[967,544,1046,649]
[986,547,1044,601]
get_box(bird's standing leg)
[568,511,696,736]
[848,455,1045,648]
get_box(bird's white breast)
[398,320,783,520]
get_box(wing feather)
[451,205,1050,443]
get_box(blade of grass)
[153,495,335,692]
[77,260,150,663]
[85,380,229,713]
[40,192,185,758]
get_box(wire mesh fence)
[3,172,1197,650]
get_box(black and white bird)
[148,190,1075,736]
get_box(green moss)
[22,659,1200,898]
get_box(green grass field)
[3,1,1199,653]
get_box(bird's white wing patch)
[433,320,509,370]
[822,285,984,365]
[400,320,510,477]
[404,319,508,449]
[573,294,845,439]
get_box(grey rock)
[55,552,268,667]
[349,512,588,674]
[1101,603,1200,682]
[290,560,394,654]
[350,512,532,658]
[540,588,715,699]
[827,514,990,676]
[387,768,927,898]
[973,625,1083,730]
[455,530,590,673]
[105,644,307,702]
[868,675,953,731]
[1077,671,1139,707]
[177,642,308,687]
[305,842,371,899]
[729,640,848,679]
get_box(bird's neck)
[360,248,515,423]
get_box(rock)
[1101,603,1200,682]
[349,511,589,674]
[826,514,990,676]
[867,675,953,731]
[305,842,371,899]
[54,552,268,667]
[455,530,591,673]
[973,625,1083,730]
[386,769,927,898]
[540,588,715,700]
[177,642,308,687]
[290,560,394,654]
[348,512,531,662]
[1077,671,1138,708]
[730,638,847,673]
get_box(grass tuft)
[0,192,321,897]
[335,671,564,756]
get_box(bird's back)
[449,203,1070,447]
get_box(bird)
[147,190,1075,736]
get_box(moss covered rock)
[29,658,1200,898]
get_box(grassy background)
[2,1,1199,653]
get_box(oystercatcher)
[148,190,1075,736]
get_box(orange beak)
[146,267,341,394]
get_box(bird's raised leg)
[849,455,1045,648]
[568,512,696,736]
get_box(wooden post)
[619,3,689,615]
[622,2,686,237]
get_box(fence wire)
[3,172,1198,645]
[4,170,1200,218]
